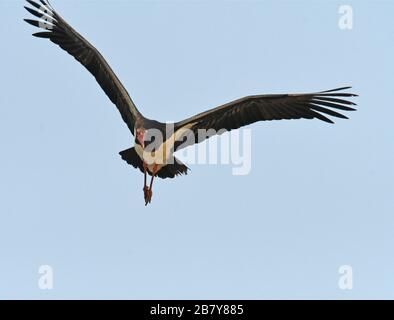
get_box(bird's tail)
[119,148,189,179]
[119,147,144,172]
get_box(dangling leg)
[146,164,158,205]
[143,162,150,204]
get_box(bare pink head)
[135,128,145,148]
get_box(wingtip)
[32,31,51,38]
[24,18,38,28]
[320,86,352,93]
[338,86,352,91]
[25,0,54,13]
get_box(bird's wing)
[174,87,357,150]
[24,0,140,134]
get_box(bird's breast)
[135,124,195,171]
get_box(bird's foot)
[143,186,153,206]
[147,189,153,205]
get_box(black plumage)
[24,0,140,133]
[24,0,358,205]
[174,88,357,150]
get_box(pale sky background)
[0,0,393,299]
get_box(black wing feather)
[175,87,357,150]
[24,0,140,134]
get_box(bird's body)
[24,0,358,205]
[134,123,195,173]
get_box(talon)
[143,186,150,205]
[142,163,157,206]
[147,189,153,204]
[143,187,153,205]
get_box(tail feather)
[157,158,189,179]
[119,147,144,172]
[119,148,189,179]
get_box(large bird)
[24,0,357,205]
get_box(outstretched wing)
[174,87,357,150]
[24,0,140,134]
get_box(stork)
[24,0,357,205]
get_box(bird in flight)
[25,0,357,205]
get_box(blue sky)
[0,0,393,299]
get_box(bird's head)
[135,128,146,149]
